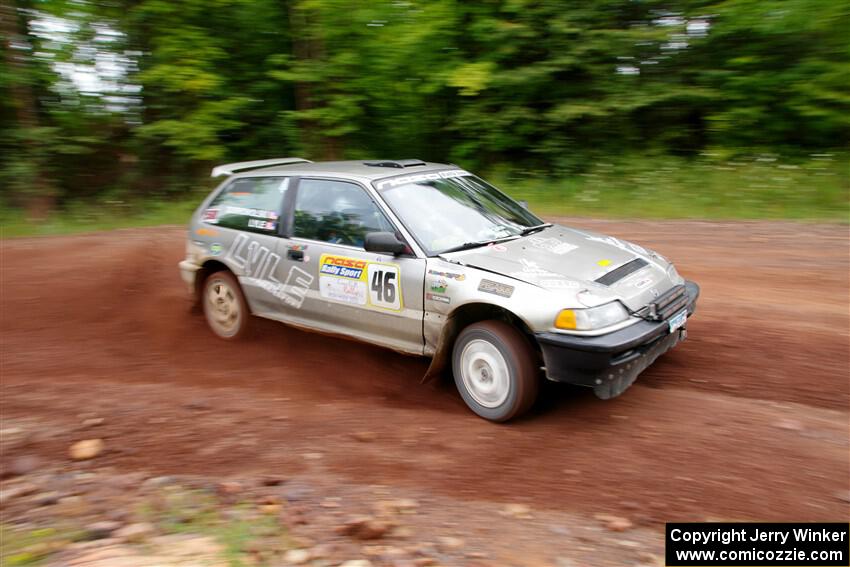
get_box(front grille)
[595,258,649,286]
[644,284,688,321]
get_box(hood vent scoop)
[595,258,649,286]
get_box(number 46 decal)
[367,264,402,311]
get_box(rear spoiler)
[211,157,312,178]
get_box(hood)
[441,224,677,310]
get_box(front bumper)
[535,280,699,399]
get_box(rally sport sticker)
[318,254,403,312]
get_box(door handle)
[287,249,304,262]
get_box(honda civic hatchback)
[179,158,699,421]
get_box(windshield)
[376,173,543,255]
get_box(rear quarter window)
[203,177,289,234]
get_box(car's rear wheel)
[452,320,539,422]
[202,271,250,340]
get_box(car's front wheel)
[452,320,539,422]
[202,271,250,340]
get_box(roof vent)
[363,159,426,169]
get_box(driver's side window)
[293,179,394,248]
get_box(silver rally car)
[179,158,699,421]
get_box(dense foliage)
[1,0,848,213]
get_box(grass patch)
[138,487,292,567]
[0,196,202,238]
[1,487,291,567]
[491,153,849,221]
[0,525,84,566]
[1,153,847,239]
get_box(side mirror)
[364,232,407,255]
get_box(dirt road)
[2,219,848,564]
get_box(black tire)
[451,320,539,422]
[201,270,251,340]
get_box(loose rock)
[500,503,532,519]
[594,514,633,532]
[182,399,211,411]
[33,491,60,506]
[394,498,418,513]
[774,419,804,432]
[69,439,104,460]
[834,490,850,503]
[259,475,285,487]
[438,536,465,550]
[283,548,311,564]
[0,482,39,506]
[337,516,391,540]
[141,476,175,490]
[3,455,41,478]
[216,481,243,496]
[86,520,122,539]
[374,498,418,516]
[351,431,378,442]
[114,522,155,543]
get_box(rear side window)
[203,177,289,234]
[293,179,395,248]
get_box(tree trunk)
[0,0,54,217]
[288,2,318,157]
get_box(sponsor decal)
[586,234,648,256]
[318,254,403,311]
[508,258,563,282]
[427,269,465,281]
[539,279,580,289]
[202,208,219,223]
[527,236,579,255]
[320,255,367,280]
[247,218,277,231]
[478,279,514,298]
[518,258,550,274]
[633,276,653,289]
[375,169,470,190]
[223,205,279,220]
[429,278,448,294]
[288,244,307,252]
[425,292,451,304]
[226,233,312,308]
[597,259,611,267]
[487,243,508,252]
[195,227,219,237]
[209,243,223,256]
[279,266,313,308]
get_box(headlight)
[667,263,684,284]
[555,301,630,330]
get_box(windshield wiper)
[520,223,552,236]
[439,233,522,254]
[439,240,495,254]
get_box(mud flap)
[593,328,685,399]
[421,316,460,384]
